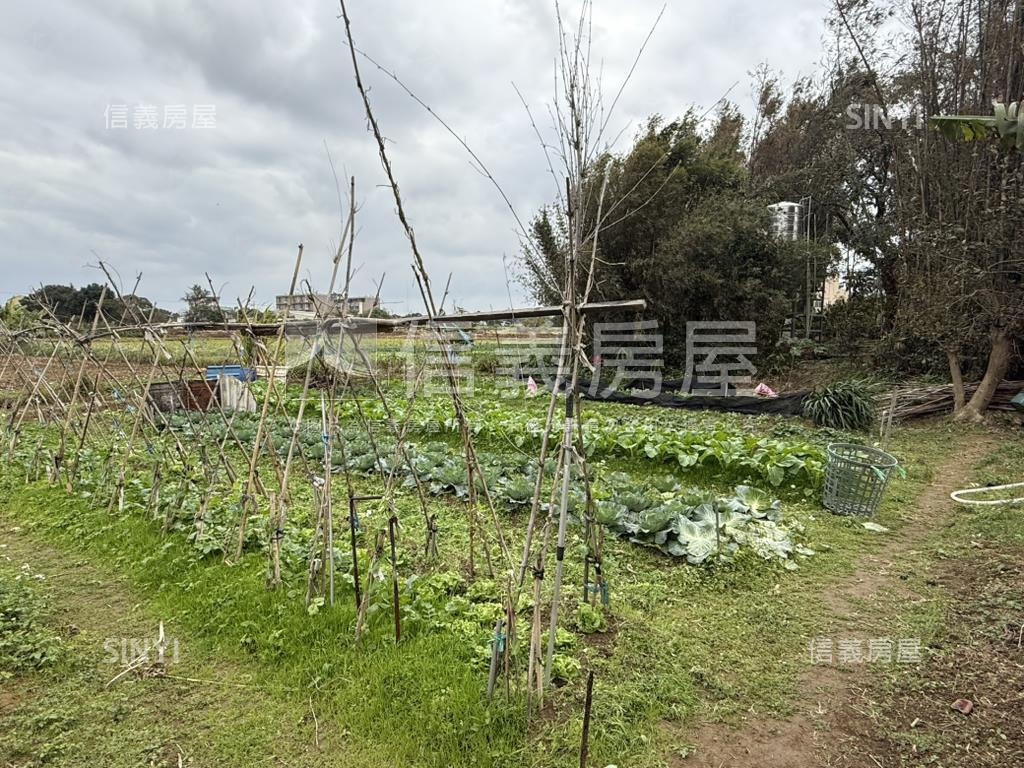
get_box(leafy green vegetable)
[576,603,606,634]
[598,483,810,568]
[0,570,63,678]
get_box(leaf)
[685,532,718,564]
[616,491,653,514]
[690,502,719,529]
[595,501,627,526]
[675,451,699,468]
[664,540,689,557]
[931,114,994,143]
[650,474,681,493]
[634,502,672,530]
[307,597,325,616]
[734,485,780,517]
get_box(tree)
[0,297,34,330]
[181,284,222,323]
[120,294,173,324]
[749,68,901,332]
[908,101,1024,419]
[748,0,1023,418]
[23,284,87,322]
[21,283,173,326]
[890,3,1024,420]
[521,112,808,367]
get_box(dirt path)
[687,432,1000,768]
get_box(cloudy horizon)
[1,1,831,315]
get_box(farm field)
[5,0,1024,764]
[2,366,1021,767]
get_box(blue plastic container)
[205,365,257,382]
[1012,389,1024,413]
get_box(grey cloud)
[0,0,829,313]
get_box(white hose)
[950,482,1024,506]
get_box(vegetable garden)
[4,302,1004,767]
[3,5,1002,763]
[0,308,862,699]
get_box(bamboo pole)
[235,243,304,560]
[323,392,334,604]
[338,0,513,578]
[388,514,400,642]
[487,617,505,700]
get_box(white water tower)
[768,201,802,241]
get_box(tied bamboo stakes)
[879,380,1024,421]
[0,2,671,731]
[2,250,646,720]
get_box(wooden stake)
[487,617,504,700]
[56,285,106,485]
[348,494,381,613]
[235,243,304,560]
[348,494,361,611]
[322,392,333,603]
[580,670,595,768]
[388,514,400,642]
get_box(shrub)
[802,380,877,431]
[472,349,500,374]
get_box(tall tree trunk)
[956,329,1013,422]
[946,347,966,413]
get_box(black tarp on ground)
[573,379,809,415]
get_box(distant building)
[768,201,803,240]
[768,200,827,339]
[823,277,848,307]
[274,293,380,317]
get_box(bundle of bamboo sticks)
[878,380,1024,421]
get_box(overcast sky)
[0,1,830,314]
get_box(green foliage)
[575,602,606,634]
[522,113,807,365]
[597,480,812,568]
[549,653,581,683]
[0,568,62,678]
[181,283,223,323]
[803,380,876,431]
[472,348,500,374]
[931,102,1024,151]
[20,283,172,325]
[824,295,884,347]
[0,386,970,767]
[0,383,832,768]
[752,15,1024,374]
[340,390,827,490]
[0,296,36,330]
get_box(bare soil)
[825,540,1024,766]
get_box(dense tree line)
[21,283,173,325]
[749,0,1024,419]
[522,0,1023,417]
[521,113,823,367]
